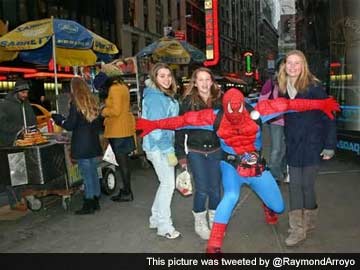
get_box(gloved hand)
[320,149,335,160]
[167,152,178,167]
[51,113,65,126]
[136,118,158,137]
[178,158,187,169]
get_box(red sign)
[203,0,219,67]
[175,30,186,41]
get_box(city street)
[0,133,359,253]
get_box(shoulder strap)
[213,109,224,132]
[268,79,275,100]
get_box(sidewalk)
[0,136,359,253]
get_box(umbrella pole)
[51,16,59,112]
[135,56,142,117]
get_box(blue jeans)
[146,151,176,235]
[188,149,222,212]
[268,124,287,181]
[77,158,101,199]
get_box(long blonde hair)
[278,50,319,94]
[149,62,177,97]
[183,67,221,108]
[70,77,99,122]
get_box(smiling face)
[156,68,173,90]
[195,70,213,100]
[285,54,304,82]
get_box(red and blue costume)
[136,88,339,253]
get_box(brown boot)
[285,209,306,247]
[304,208,318,233]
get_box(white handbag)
[102,144,118,166]
[176,169,192,196]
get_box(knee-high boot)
[111,156,134,202]
[304,208,318,233]
[206,222,227,253]
[285,209,306,246]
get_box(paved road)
[0,137,359,253]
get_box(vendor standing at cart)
[0,79,37,209]
[52,77,103,215]
[0,79,36,147]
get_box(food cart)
[0,135,119,211]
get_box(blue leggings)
[214,161,285,224]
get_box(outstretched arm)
[136,109,216,137]
[255,97,340,120]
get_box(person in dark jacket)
[175,67,222,240]
[0,79,36,147]
[52,77,103,215]
[277,50,337,246]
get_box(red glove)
[256,97,340,120]
[136,118,158,137]
[136,116,186,137]
[288,97,340,120]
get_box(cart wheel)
[26,196,42,212]
[101,168,117,195]
[62,196,71,211]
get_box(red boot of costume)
[206,222,227,253]
[263,204,278,225]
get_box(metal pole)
[51,16,59,112]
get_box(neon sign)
[204,0,219,67]
[244,51,253,76]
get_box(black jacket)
[0,93,36,146]
[175,95,222,160]
[284,84,337,167]
[60,103,103,159]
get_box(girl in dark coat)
[277,50,337,246]
[52,77,102,215]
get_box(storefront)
[329,0,360,156]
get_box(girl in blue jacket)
[142,63,180,239]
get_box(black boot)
[111,189,134,202]
[75,198,95,215]
[93,196,100,211]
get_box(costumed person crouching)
[136,87,339,253]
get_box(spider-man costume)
[136,88,339,253]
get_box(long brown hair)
[149,62,177,97]
[70,77,99,122]
[278,50,319,94]
[183,67,221,108]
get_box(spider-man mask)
[222,88,246,124]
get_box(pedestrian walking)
[101,75,136,202]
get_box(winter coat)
[175,95,222,160]
[142,80,179,154]
[0,93,36,146]
[102,82,135,138]
[60,103,103,159]
[284,84,337,167]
